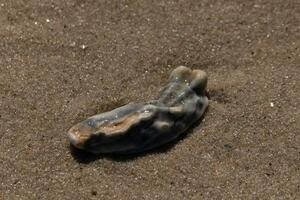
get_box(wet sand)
[1,0,299,199]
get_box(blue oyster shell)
[68,66,208,154]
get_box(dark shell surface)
[68,66,208,154]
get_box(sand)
[1,0,299,199]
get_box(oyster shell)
[68,66,208,154]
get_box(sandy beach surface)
[1,0,299,199]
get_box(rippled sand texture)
[1,1,299,199]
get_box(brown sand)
[1,0,299,199]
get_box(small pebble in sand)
[80,45,87,50]
[270,102,274,107]
[46,19,50,22]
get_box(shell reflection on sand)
[67,66,209,154]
